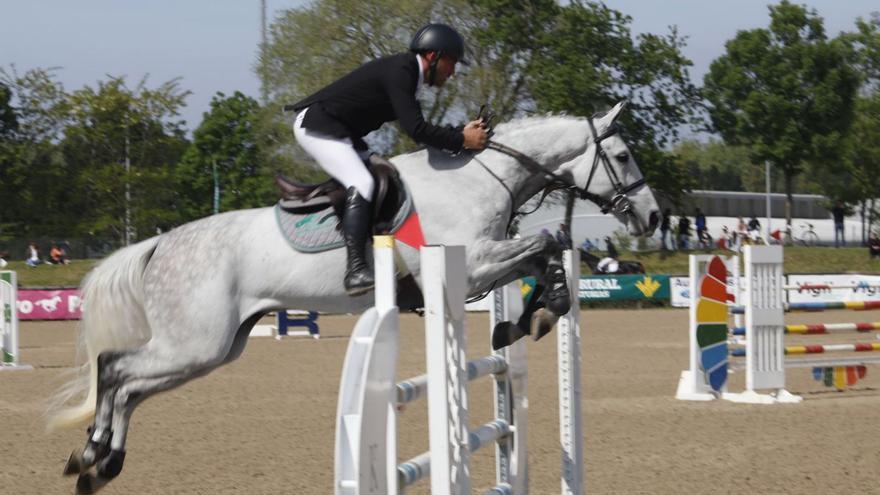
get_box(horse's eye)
[616,152,629,162]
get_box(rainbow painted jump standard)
[677,245,880,404]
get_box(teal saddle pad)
[274,189,415,253]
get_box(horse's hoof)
[546,295,571,315]
[530,309,559,342]
[76,472,108,495]
[96,450,125,479]
[345,284,375,297]
[492,321,528,350]
[64,450,86,476]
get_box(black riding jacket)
[288,53,464,153]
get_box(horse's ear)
[605,100,627,124]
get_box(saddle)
[276,154,406,234]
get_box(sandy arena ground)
[4,307,880,494]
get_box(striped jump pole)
[787,301,880,312]
[731,322,880,336]
[730,301,880,314]
[732,342,880,357]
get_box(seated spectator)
[26,242,41,268]
[49,244,63,265]
[870,232,880,259]
[59,240,72,264]
[0,251,8,269]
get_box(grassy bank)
[4,260,97,288]
[3,245,878,288]
[623,246,880,276]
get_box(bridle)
[484,113,646,218]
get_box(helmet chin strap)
[427,51,443,86]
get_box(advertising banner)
[17,289,82,320]
[579,274,670,301]
[670,275,742,308]
[670,277,690,307]
[786,274,880,304]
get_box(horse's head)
[558,101,661,236]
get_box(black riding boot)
[342,187,375,296]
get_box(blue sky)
[3,0,877,133]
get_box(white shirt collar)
[415,53,425,95]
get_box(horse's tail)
[47,236,160,431]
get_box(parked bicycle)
[791,222,819,246]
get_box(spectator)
[832,201,846,247]
[49,244,63,265]
[694,208,708,249]
[716,227,727,250]
[659,208,672,250]
[25,242,40,268]
[604,236,619,259]
[59,240,72,263]
[0,251,8,269]
[677,214,691,250]
[555,223,573,250]
[747,215,761,243]
[736,216,748,245]
[870,231,880,259]
[580,238,596,252]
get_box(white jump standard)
[677,245,880,404]
[0,271,31,371]
[334,237,583,494]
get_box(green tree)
[511,0,701,200]
[61,76,189,244]
[672,140,756,192]
[175,92,278,219]
[702,1,860,235]
[260,0,703,208]
[0,67,70,239]
[841,13,880,89]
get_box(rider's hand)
[463,120,488,150]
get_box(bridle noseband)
[583,118,646,215]
[485,115,645,217]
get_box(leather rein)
[485,116,646,217]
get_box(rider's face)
[426,52,457,87]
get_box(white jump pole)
[557,249,584,495]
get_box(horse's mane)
[492,114,586,139]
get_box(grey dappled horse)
[50,101,660,493]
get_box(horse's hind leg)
[71,341,231,495]
[64,351,127,477]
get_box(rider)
[288,23,489,296]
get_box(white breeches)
[293,108,375,199]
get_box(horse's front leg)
[468,234,570,348]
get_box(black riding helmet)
[409,23,469,65]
